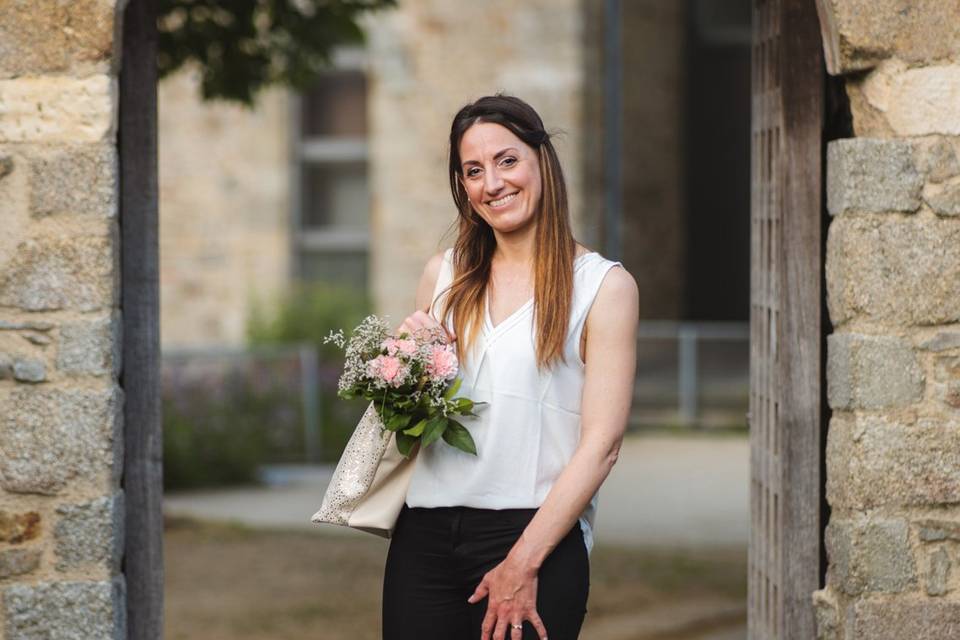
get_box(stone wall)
[0,1,127,638]
[361,0,593,322]
[814,2,960,637]
[158,68,291,348]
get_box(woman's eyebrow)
[462,147,519,168]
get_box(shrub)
[247,281,372,461]
[162,370,303,490]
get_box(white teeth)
[489,193,517,207]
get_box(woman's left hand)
[468,555,549,640]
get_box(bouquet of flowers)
[323,315,482,457]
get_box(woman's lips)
[487,192,518,209]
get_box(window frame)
[288,46,370,283]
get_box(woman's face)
[458,122,542,235]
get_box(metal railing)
[160,321,749,472]
[634,321,749,429]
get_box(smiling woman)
[459,134,541,231]
[382,94,639,640]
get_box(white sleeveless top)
[405,248,623,554]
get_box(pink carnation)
[368,355,407,386]
[381,337,398,356]
[426,344,458,381]
[396,339,418,356]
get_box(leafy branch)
[157,0,397,106]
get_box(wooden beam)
[749,1,826,638]
[119,0,164,638]
[778,0,825,637]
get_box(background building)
[157,0,752,347]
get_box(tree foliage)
[157,0,396,106]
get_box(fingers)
[477,603,547,640]
[467,580,488,604]
[396,310,456,342]
[397,310,427,336]
[493,617,509,640]
[479,605,543,640]
[480,610,495,640]
[419,309,457,343]
[528,611,549,640]
[492,610,549,640]
[394,310,425,337]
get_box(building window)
[291,48,369,288]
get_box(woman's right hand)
[395,309,457,345]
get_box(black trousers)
[382,504,589,640]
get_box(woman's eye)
[466,168,480,178]
[500,157,517,167]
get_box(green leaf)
[385,413,412,431]
[395,432,416,458]
[443,377,462,401]
[403,418,428,437]
[421,416,448,448]
[442,419,477,456]
[455,397,473,411]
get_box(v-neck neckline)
[483,251,597,335]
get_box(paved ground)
[164,432,749,548]
[164,433,749,639]
[595,433,749,548]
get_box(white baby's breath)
[322,329,346,349]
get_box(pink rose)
[426,344,458,381]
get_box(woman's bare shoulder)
[574,242,592,260]
[592,264,639,326]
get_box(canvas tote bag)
[313,252,452,536]
[311,401,416,537]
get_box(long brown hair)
[434,94,577,371]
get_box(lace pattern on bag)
[311,402,390,525]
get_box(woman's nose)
[483,167,504,194]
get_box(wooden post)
[119,1,164,638]
[778,0,825,636]
[748,0,825,638]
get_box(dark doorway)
[683,0,752,322]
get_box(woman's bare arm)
[508,265,638,567]
[414,251,445,313]
[395,250,453,339]
[470,265,639,639]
